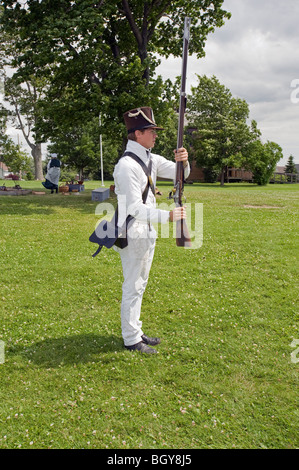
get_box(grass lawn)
[0,179,298,449]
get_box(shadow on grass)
[157,180,258,189]
[11,333,124,368]
[0,192,116,216]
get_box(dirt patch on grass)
[244,205,282,209]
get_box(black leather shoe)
[141,334,161,346]
[125,341,157,354]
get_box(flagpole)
[99,113,104,187]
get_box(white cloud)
[156,0,299,164]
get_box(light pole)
[99,113,104,187]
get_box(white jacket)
[113,140,190,229]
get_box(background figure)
[42,154,61,194]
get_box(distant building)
[186,162,253,183]
[270,164,299,184]
[186,160,205,182]
[185,127,253,183]
[275,166,286,174]
[276,163,299,174]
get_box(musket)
[169,17,192,248]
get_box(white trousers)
[116,222,156,346]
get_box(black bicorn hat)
[123,107,164,134]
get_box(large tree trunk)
[31,143,43,180]
[220,166,226,186]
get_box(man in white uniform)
[113,107,190,354]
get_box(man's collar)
[126,140,151,163]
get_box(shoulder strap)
[123,151,149,175]
[122,151,155,202]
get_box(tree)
[1,137,31,176]
[1,1,230,81]
[3,75,46,180]
[244,140,283,186]
[47,116,119,179]
[187,75,260,185]
[0,102,9,145]
[1,0,231,163]
[285,155,297,174]
[0,102,32,177]
[0,16,48,180]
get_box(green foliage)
[59,169,78,182]
[0,1,231,152]
[244,140,283,186]
[285,155,297,174]
[203,167,219,183]
[0,22,48,179]
[48,118,101,174]
[272,173,287,183]
[1,137,31,174]
[47,117,120,178]
[187,75,283,185]
[187,75,258,175]
[152,107,178,159]
[25,170,33,180]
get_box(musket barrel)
[175,17,192,248]
[177,17,191,150]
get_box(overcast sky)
[157,0,299,165]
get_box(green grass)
[0,180,298,449]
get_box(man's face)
[136,128,158,149]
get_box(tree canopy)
[187,75,283,185]
[0,0,231,146]
[285,155,297,174]
[187,75,259,184]
[1,2,283,185]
